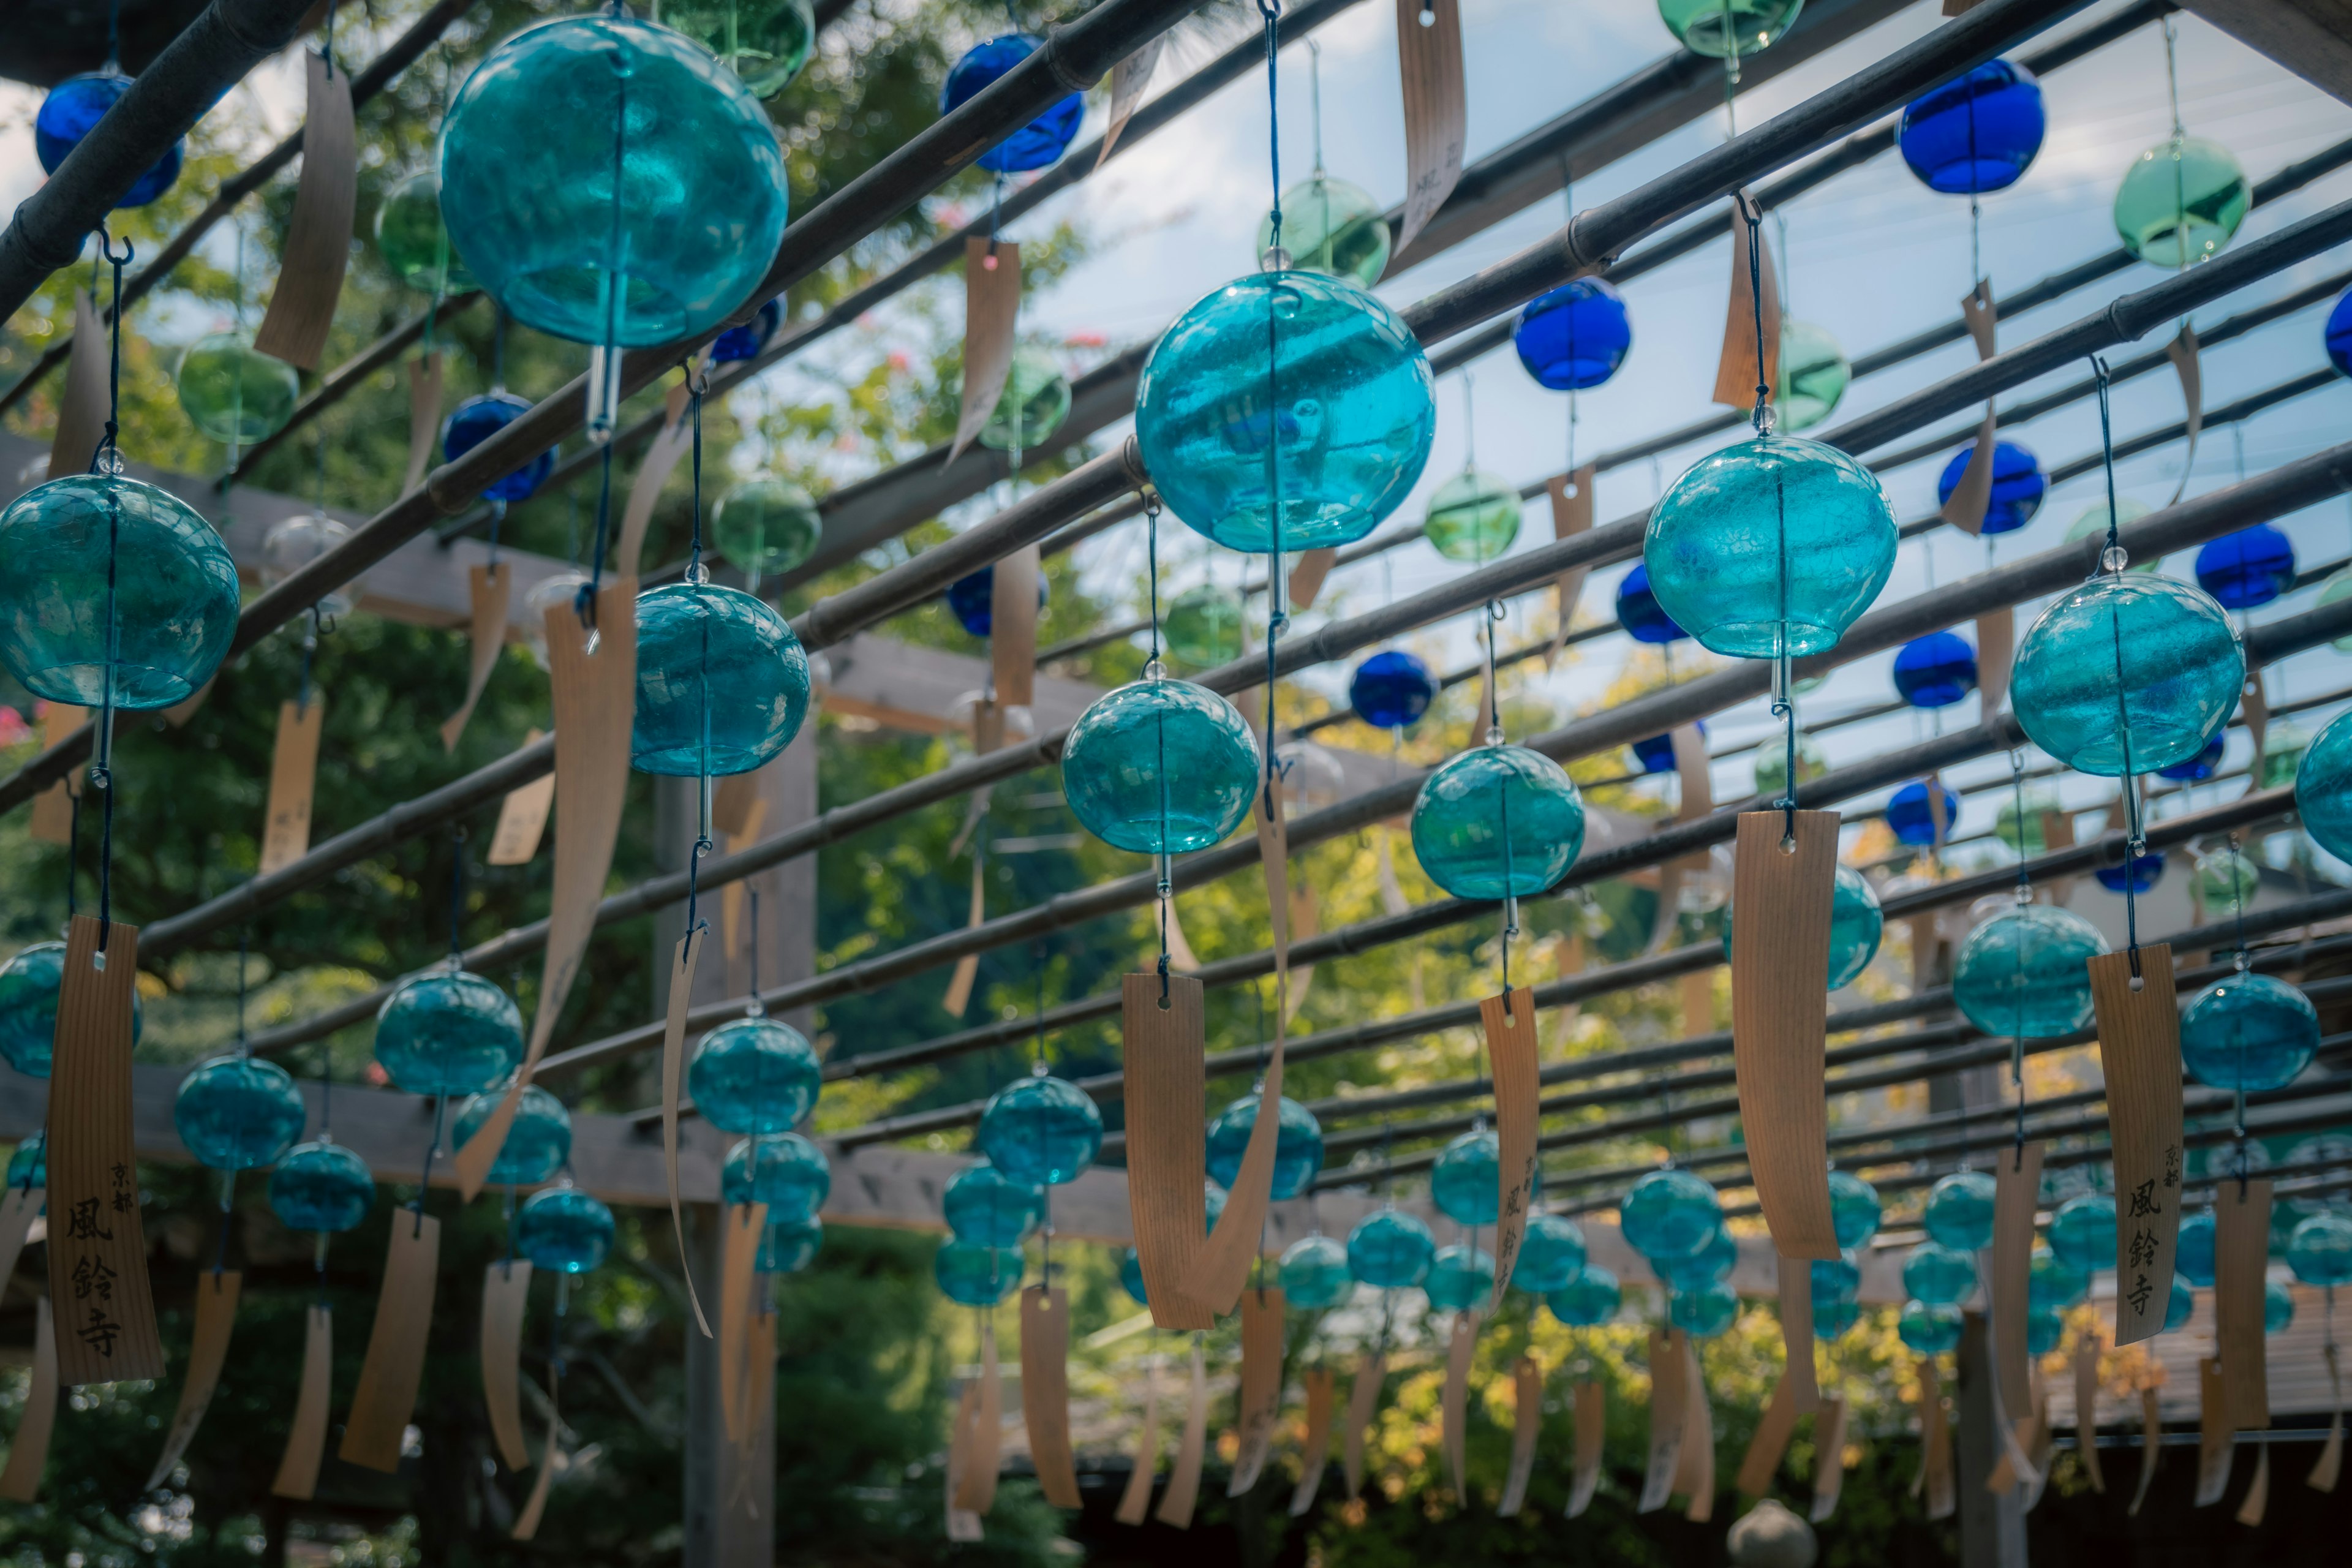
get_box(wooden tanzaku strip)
[0,1186,42,1293]
[1485,987,1541,1294]
[440,563,510,752]
[1730,810,1841,1258]
[989,542,1041,711]
[951,239,1023,464]
[2166,322,2203,505]
[0,1297,57,1501]
[260,696,326,877]
[1123,973,1210,1329]
[1739,1367,1806,1497]
[1498,1355,1544,1517]
[2073,1338,2105,1493]
[719,1202,769,1446]
[340,1212,440,1472]
[487,729,556,867]
[1156,1333,1209,1528]
[1992,1140,2045,1426]
[615,380,696,578]
[1392,0,1467,258]
[1809,1395,1848,1523]
[946,1382,986,1540]
[480,1259,533,1471]
[1341,1351,1386,1501]
[1289,548,1339,611]
[1115,1359,1163,1526]
[1442,1310,1479,1504]
[1020,1286,1082,1507]
[1290,1366,1336,1517]
[1779,1253,1817,1410]
[2215,1176,2274,1430]
[1095,37,1164,168]
[1976,605,2015,713]
[1678,1342,1714,1521]
[28,702,83,847]
[1544,466,1597,664]
[2235,1442,2271,1526]
[1640,1327,1688,1513]
[662,929,713,1338]
[739,1306,778,1476]
[1921,1358,1956,1520]
[143,1269,243,1491]
[2087,946,2186,1346]
[2196,1357,2234,1506]
[50,913,163,1384]
[252,48,356,370]
[403,350,443,496]
[1711,190,1779,409]
[943,858,984,1017]
[1570,1378,1604,1516]
[50,290,108,481]
[2128,1385,2161,1515]
[2312,1344,2344,1492]
[272,1303,333,1500]
[956,1313,1003,1515]
[511,1415,562,1539]
[1229,1287,1288,1495]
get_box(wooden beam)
[2184,1,2352,107]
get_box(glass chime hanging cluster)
[1924,1169,1997,1250]
[456,1083,572,1185]
[1774,320,1849,432]
[1516,1213,1589,1294]
[1410,743,1586,901]
[1615,564,1685,644]
[1351,650,1439,730]
[977,1072,1104,1188]
[1119,1185,1227,1306]
[2115,136,2249,267]
[1550,1262,1621,1327]
[938,1235,1023,1306]
[710,297,783,365]
[1430,1129,1499,1226]
[1207,1091,1324,1200]
[2049,1190,2116,1275]
[726,1131,830,1273]
[1621,1166,1723,1264]
[1425,1243,1497,1313]
[2195,523,2296,609]
[975,346,1074,454]
[1424,470,1523,565]
[2179,970,2320,1091]
[941,1160,1042,1249]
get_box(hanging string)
[747,889,766,1016]
[1147,494,1174,1006]
[447,825,469,965]
[1256,0,1289,842]
[684,368,715,943]
[2089,353,2149,987]
[88,228,134,965]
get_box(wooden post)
[1956,1312,2027,1568]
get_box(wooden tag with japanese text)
[1392,0,1465,261]
[2089,947,2185,1346]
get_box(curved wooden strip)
[1808,1396,1847,1523]
[2310,1346,2343,1493]
[1442,1311,1478,1504]
[1679,1347,1714,1523]
[440,563,511,753]
[402,350,443,497]
[144,1269,243,1491]
[720,1203,769,1447]
[1021,1286,1081,1508]
[49,291,107,480]
[2196,1357,2234,1506]
[1729,810,1841,1258]
[0,1186,43,1296]
[339,1213,439,1473]
[662,930,713,1339]
[949,239,1021,463]
[1638,1329,1687,1514]
[2128,1386,2162,1516]
[1569,1378,1604,1517]
[261,697,325,876]
[0,1297,58,1502]
[2166,323,2203,506]
[1484,988,1539,1295]
[1711,198,1780,409]
[1392,0,1464,260]
[271,1305,333,1501]
[1736,1368,1806,1499]
[1094,39,1163,168]
[1123,973,1209,1329]
[1288,1366,1335,1518]
[1154,1335,1208,1529]
[954,1315,1002,1517]
[1340,1351,1386,1502]
[1497,1355,1542,1517]
[1992,1140,2046,1425]
[481,1259,533,1472]
[1115,1359,1161,1526]
[615,382,695,579]
[2074,1340,2106,1493]
[1228,1287,1286,1496]
[2234,1441,2270,1526]
[1921,1358,1956,1521]
[252,53,356,371]
[511,1415,562,1540]
[2215,1178,2274,1430]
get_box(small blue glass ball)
[1904,1241,1978,1306]
[175,1055,307,1173]
[2010,573,2243,777]
[1429,1128,1501,1226]
[1615,563,1687,644]
[940,35,1085,172]
[2179,972,2319,1092]
[1280,1234,1354,1309]
[710,297,783,365]
[1061,678,1260,854]
[2329,286,2352,379]
[1830,1169,1883,1250]
[941,1160,1041,1246]
[2165,1275,2195,1333]
[37,73,183,207]
[2093,845,2166,895]
[2049,1193,2116,1274]
[2024,1308,2064,1357]
[1514,1215,1589,1294]
[1621,1167,1723,1262]
[1548,1264,1621,1327]
[2177,1210,2217,1287]
[1349,650,1439,731]
[1924,1169,1998,1251]
[1632,720,1704,775]
[1672,1280,1740,1339]
[1936,440,2046,535]
[6,1132,43,1193]
[1348,1207,1436,1288]
[268,1139,375,1234]
[2299,709,2352,862]
[518,1185,615,1274]
[1721,862,1882,990]
[631,582,812,775]
[976,1074,1102,1187]
[2288,1212,2352,1287]
[1899,1300,1964,1355]
[1206,1091,1323,1201]
[1887,779,1962,848]
[2027,1245,2088,1313]
[1409,744,1586,900]
[1512,278,1632,390]
[2195,523,2297,609]
[375,968,525,1099]
[441,392,554,502]
[2266,1278,2295,1335]
[1894,631,1977,709]
[0,475,242,710]
[1898,58,2046,194]
[1814,1251,1862,1307]
[689,1014,822,1135]
[0,940,142,1079]
[455,1084,571,1186]
[760,1213,822,1273]
[1136,271,1435,552]
[1951,905,2107,1039]
[938,1238,1021,1305]
[943,562,1048,638]
[1659,1223,1740,1292]
[1814,1291,1860,1339]
[1644,435,1897,658]
[1425,1244,1496,1313]
[723,1132,831,1223]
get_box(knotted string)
[684,368,714,941]
[89,229,134,964]
[1146,494,1174,1007]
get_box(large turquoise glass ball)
[518,1185,615,1274]
[455,1084,571,1186]
[690,1014,821,1136]
[941,1160,1041,1247]
[1924,1170,1998,1251]
[268,1139,375,1233]
[2177,1210,2217,1287]
[1514,1214,1589,1293]
[760,1213,821,1273]
[1672,1280,1740,1338]
[2010,573,2243,776]
[175,1055,307,1172]
[6,1132,43,1193]
[1642,435,1896,660]
[1430,1129,1501,1226]
[937,1238,1022,1306]
[631,583,811,776]
[1950,905,2106,1040]
[976,1074,1102,1187]
[0,475,241,710]
[2296,709,2352,861]
[1722,864,1883,990]
[2027,1245,2089,1312]
[1548,1264,1621,1327]
[1135,271,1435,552]
[2266,1278,2295,1335]
[0,940,141,1079]
[2024,1308,2063,1357]
[1280,1233,1355,1308]
[2179,972,2319,1091]
[1904,1241,1978,1306]
[723,1132,831,1223]
[1205,1092,1323,1201]
[439,14,789,347]
[1899,1300,1964,1355]
[2165,1275,2195,1333]
[2288,1212,2352,1287]
[1829,1169,1882,1250]
[1659,1223,1740,1292]
[1348,1207,1436,1288]
[1813,1251,1862,1306]
[1814,1291,1860,1338]
[1621,1167,1722,1262]
[1061,678,1261,854]
[375,969,525,1099]
[2049,1193,2116,1274]
[1409,745,1586,900]
[1425,1243,1495,1313]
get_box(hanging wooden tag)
[1711,192,1781,410]
[1442,1308,1479,1503]
[1483,986,1540,1295]
[943,859,985,1017]
[1730,810,1841,1259]
[403,350,443,496]
[1284,881,1319,1025]
[955,1314,1003,1515]
[340,1213,440,1471]
[271,1304,333,1500]
[1290,1366,1336,1517]
[1392,0,1466,261]
[29,702,85,846]
[1738,1367,1806,1497]
[1678,1342,1714,1521]
[253,51,357,371]
[481,1259,533,1472]
[2196,1357,2234,1506]
[1164,891,1203,973]
[260,696,327,876]
[2088,946,2185,1346]
[950,239,1022,462]
[1115,1360,1161,1526]
[989,543,1041,712]
[1942,411,1999,536]
[1780,1252,1817,1409]
[2166,323,2203,505]
[2241,673,2270,798]
[2214,1177,2272,1431]
[1976,607,2015,714]
[2128,1386,2162,1515]
[1992,1141,2045,1425]
[662,929,714,1339]
[1921,1358,1956,1520]
[50,290,107,480]
[1681,971,1712,1038]
[1095,39,1165,168]
[1960,279,1999,358]
[1640,1328,1688,1513]
[1570,1378,1604,1516]
[2073,1339,2105,1493]
[1672,723,1713,827]
[1155,1334,1209,1528]
[1809,1396,1848,1522]
[50,913,162,1385]
[143,1270,242,1491]
[1496,1355,1543,1517]
[1020,1286,1082,1507]
[946,1382,987,1540]
[740,1308,777,1474]
[1341,1351,1386,1501]
[1229,1286,1288,1494]
[1544,466,1597,666]
[440,564,511,752]
[2235,1444,2270,1526]
[2310,1345,2343,1491]
[488,730,555,865]
[617,382,697,579]
[719,1202,769,1445]
[0,1297,58,1501]
[0,1186,43,1294]
[1288,548,1339,611]
[458,582,637,1200]
[1122,972,1211,1330]
[511,1415,562,1540]
[2026,1380,2059,1513]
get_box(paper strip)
[2166,323,2203,506]
[1020,1285,1080,1507]
[2310,1345,2342,1491]
[271,1303,333,1500]
[1123,972,1210,1330]
[481,1259,533,1472]
[1570,1378,1604,1516]
[253,52,358,371]
[2234,1442,2269,1526]
[2196,1357,2234,1506]
[2215,1177,2272,1431]
[260,695,326,876]
[1155,1334,1209,1528]
[1288,548,1338,611]
[943,858,984,1017]
[1498,1355,1543,1517]
[1712,192,1781,410]
[1341,1351,1386,1501]
[2074,1339,2105,1493]
[1992,1141,2046,1424]
[1290,1365,1336,1517]
[1442,1310,1479,1503]
[1730,810,1841,1258]
[2129,1385,2162,1515]
[662,929,713,1338]
[0,1298,58,1501]
[1096,39,1165,168]
[1229,1287,1288,1494]
[1941,410,1999,535]
[2089,946,2186,1347]
[2242,671,2271,799]
[440,563,511,752]
[50,291,107,480]
[1483,986,1540,1295]
[1737,1368,1806,1498]
[950,239,1022,462]
[989,543,1040,712]
[1921,1357,1956,1520]
[1544,466,1596,665]
[1392,0,1466,260]
[487,729,555,865]
[955,1313,1003,1515]
[144,1269,242,1491]
[1117,1360,1161,1525]
[340,1213,440,1472]
[1640,1328,1687,1513]
[1809,1395,1848,1522]
[403,350,443,496]
[511,1415,562,1539]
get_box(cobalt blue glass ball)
[631,582,812,775]
[1894,631,1977,709]
[1951,904,2106,1039]
[941,1160,1042,1246]
[1425,1244,1495,1313]
[1349,650,1439,730]
[1632,720,1704,775]
[940,34,1085,172]
[518,1185,616,1274]
[175,1055,307,1173]
[1061,677,1260,854]
[2329,287,2352,379]
[2165,1275,2195,1332]
[2010,572,2243,777]
[2177,1210,2217,1287]
[1645,435,1898,659]
[1136,271,1436,552]
[1722,863,1882,990]
[1615,563,1687,644]
[1430,1129,1500,1226]
[710,297,782,364]
[2288,1212,2352,1287]
[1904,1240,1978,1306]
[1830,1169,1883,1250]
[442,392,554,502]
[2179,972,2319,1091]
[2194,523,2296,609]
[1280,1234,1355,1309]
[937,1238,1021,1305]
[268,1139,375,1234]
[1924,1169,1997,1251]
[2027,1245,2088,1312]
[724,1132,831,1223]
[1409,745,1586,900]
[1898,59,2046,195]
[1548,1264,1621,1327]
[1814,1291,1860,1339]
[1672,1281,1740,1338]
[2299,709,2352,862]
[1887,779,1962,848]
[2266,1278,2295,1335]
[761,1213,822,1273]
[943,563,1047,638]
[977,1073,1102,1187]
[6,1132,42,1193]
[0,940,142,1079]
[2093,845,2165,895]
[1621,1167,1722,1262]
[2159,733,2226,783]
[691,1014,821,1135]
[2049,1193,2116,1274]
[1935,440,2046,535]
[1205,1092,1323,1201]
[1659,1224,1738,1292]
[1899,1300,1964,1355]
[37,73,183,207]
[1348,1207,1436,1288]
[1512,278,1632,390]
[1514,1214,1589,1294]
[455,1084,571,1186]
[375,968,525,1098]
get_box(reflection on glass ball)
[268,1139,375,1233]
[2114,136,2250,268]
[1425,1243,1496,1313]
[1061,678,1260,854]
[1409,745,1585,900]
[1205,1092,1323,1201]
[1424,469,1524,564]
[455,1084,571,1187]
[1548,1264,1621,1327]
[519,1185,616,1274]
[176,333,300,448]
[631,583,812,776]
[1814,1291,1860,1339]
[977,345,1072,453]
[1620,1167,1722,1262]
[724,1132,832,1223]
[2178,972,2319,1092]
[689,1014,822,1134]
[1950,905,2106,1039]
[1899,1300,1964,1355]
[1348,1207,1435,1288]
[1260,174,1391,288]
[977,1074,1102,1187]
[174,1055,307,1172]
[1774,319,1849,431]
[666,0,816,97]
[1924,1170,1998,1251]
[1513,1214,1588,1294]
[941,35,1085,173]
[1904,1241,1978,1306]
[377,968,526,1099]
[1512,279,1631,391]
[442,392,554,503]
[1280,1233,1355,1308]
[1163,584,1247,669]
[712,475,821,581]
[1430,1129,1501,1227]
[938,1238,1022,1305]
[374,170,475,293]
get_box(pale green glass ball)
[976,344,1071,453]
[1424,469,1523,564]
[1259,173,1391,289]
[711,475,821,579]
[176,331,300,446]
[1774,318,1849,432]
[2114,135,2250,268]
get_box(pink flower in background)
[887,350,911,372]
[363,1060,390,1087]
[835,432,861,453]
[0,709,29,747]
[938,203,968,229]
[1063,330,1107,349]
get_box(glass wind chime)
[175,940,311,1251]
[36,0,185,209]
[175,224,300,456]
